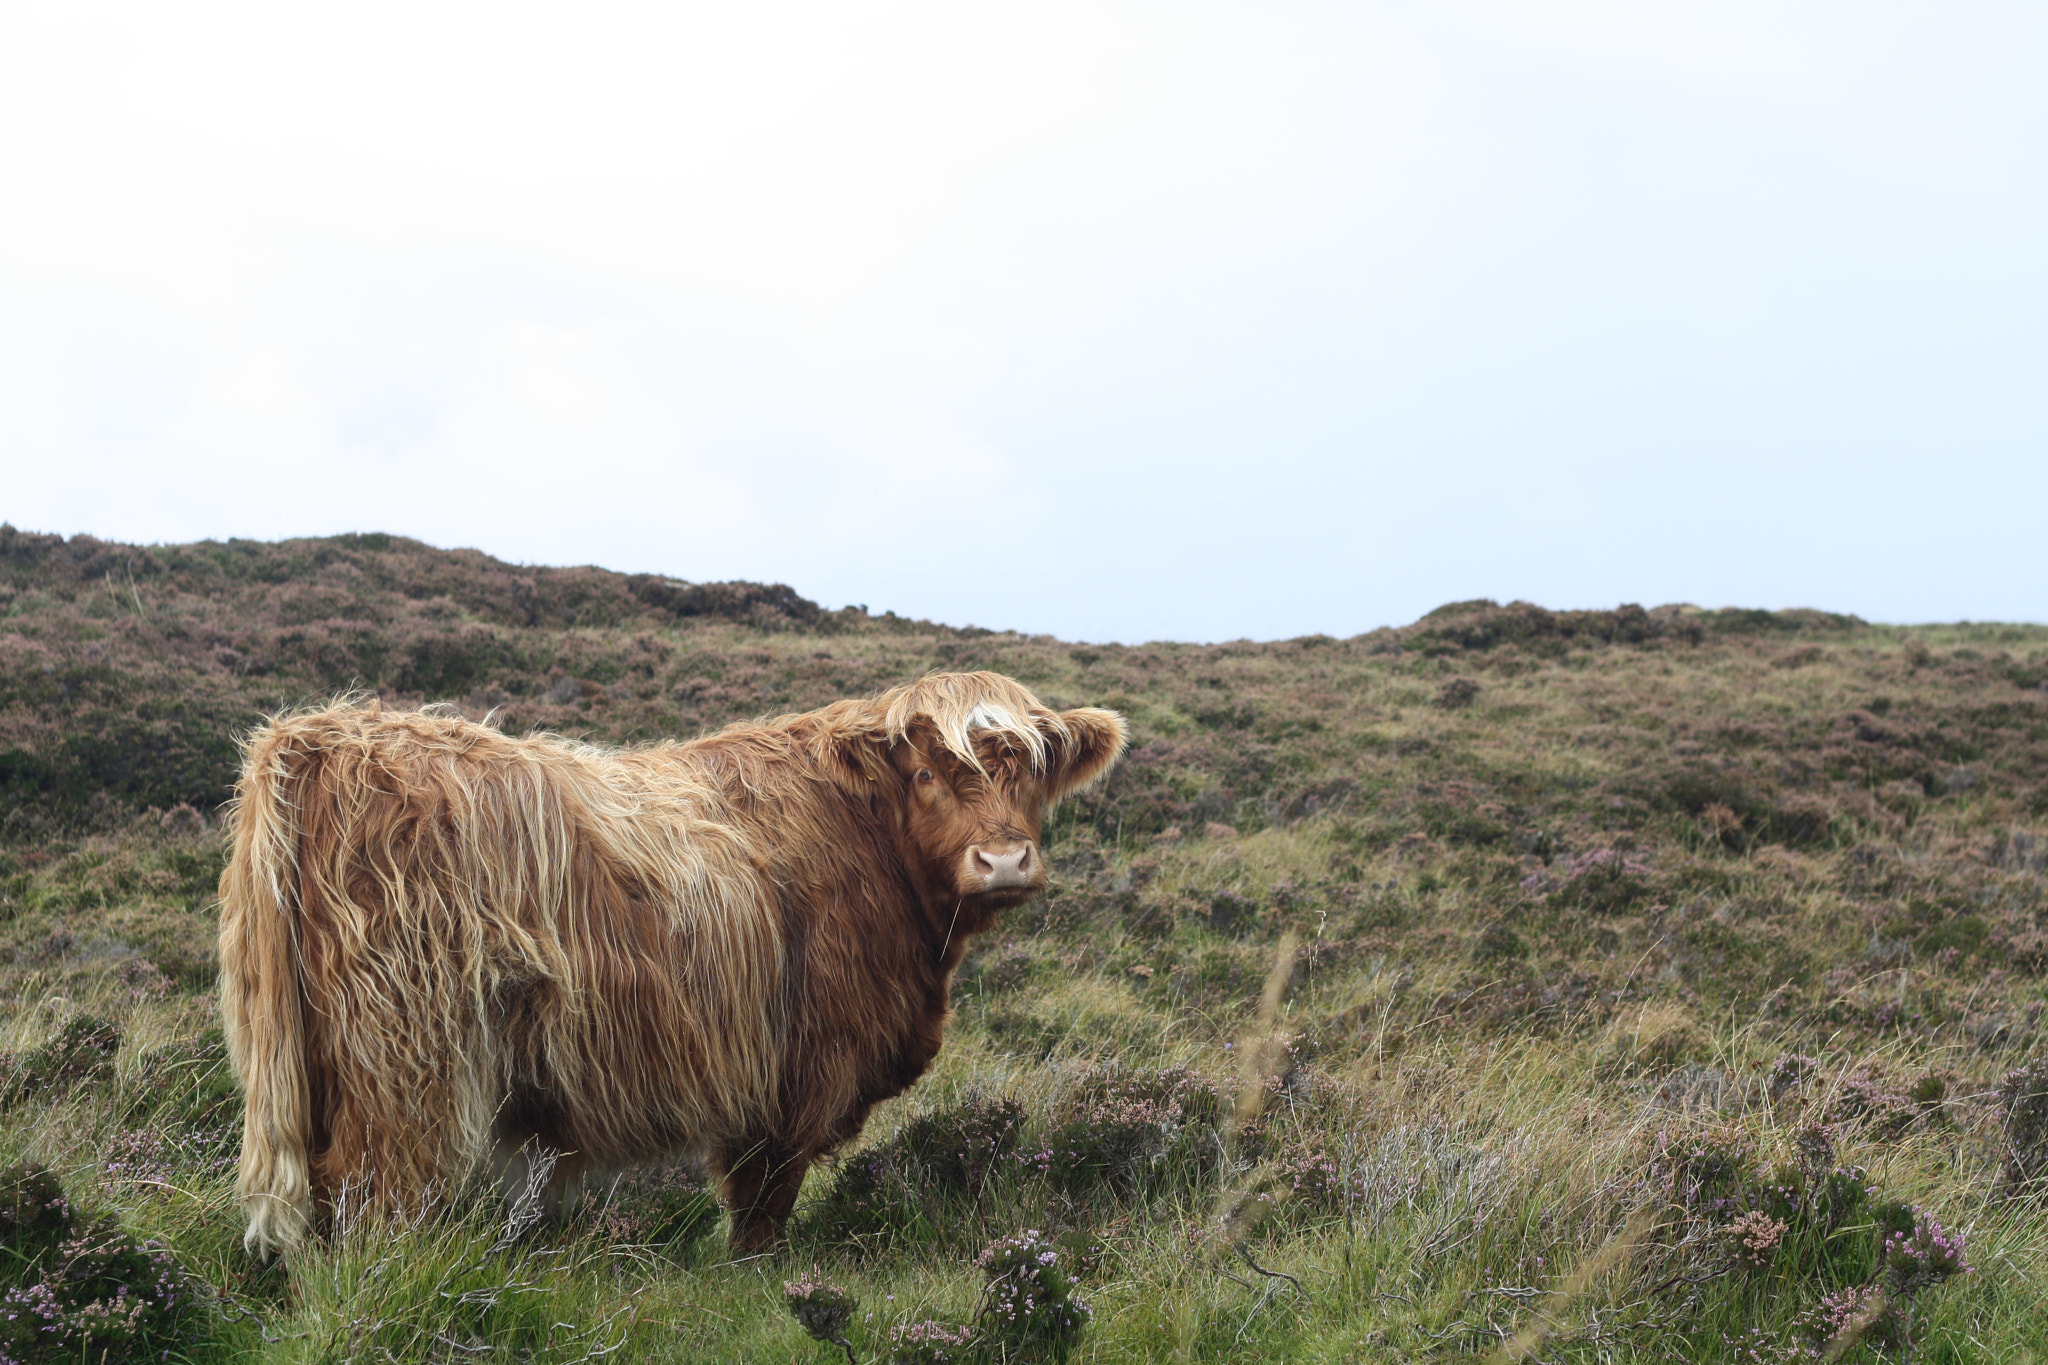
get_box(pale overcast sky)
[3,3,2043,642]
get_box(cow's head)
[840,673,1126,920]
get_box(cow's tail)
[218,719,316,1258]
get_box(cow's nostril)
[966,842,1035,890]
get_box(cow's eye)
[916,768,936,785]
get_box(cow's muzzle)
[964,839,1038,893]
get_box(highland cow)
[218,672,1126,1257]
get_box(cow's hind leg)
[718,1142,812,1252]
[304,1024,496,1242]
[492,1133,592,1239]
[310,1092,456,1240]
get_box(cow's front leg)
[719,1142,812,1252]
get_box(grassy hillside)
[1,527,2045,1363]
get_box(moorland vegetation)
[0,525,2045,1362]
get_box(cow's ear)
[1043,707,1127,798]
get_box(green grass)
[0,529,2046,1361]
[11,993,2041,1361]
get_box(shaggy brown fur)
[218,672,1125,1257]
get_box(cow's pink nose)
[968,841,1035,890]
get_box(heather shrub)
[1863,1205,1974,1360]
[1880,1206,1971,1297]
[976,1229,1090,1362]
[0,1163,199,1365]
[1997,1054,2048,1193]
[1469,920,1527,962]
[1037,1066,1224,1200]
[1766,1052,1819,1099]
[1203,890,1260,938]
[1798,1283,1892,1355]
[587,1161,720,1250]
[1,1015,120,1106]
[888,1318,977,1365]
[1719,1208,1789,1269]
[0,1166,72,1266]
[1769,792,1841,847]
[100,1127,232,1187]
[1271,1139,1356,1217]
[1399,599,1732,656]
[1434,677,1481,710]
[894,1093,1026,1195]
[1650,1121,1979,1362]
[1659,1119,1877,1282]
[1826,1071,1921,1137]
[1059,738,1238,842]
[1743,1162,1876,1282]
[812,1143,923,1246]
[1520,847,1654,915]
[811,1094,1028,1247]
[1659,1125,1761,1215]
[1697,801,1748,851]
[782,1271,858,1364]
